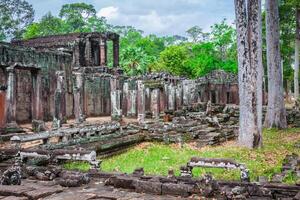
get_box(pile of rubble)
[144,103,239,147]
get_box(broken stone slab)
[23,187,63,200]
[10,123,121,144]
[1,197,28,200]
[0,185,34,196]
[187,157,250,182]
[1,149,100,169]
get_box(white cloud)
[97,6,119,20]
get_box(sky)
[26,0,236,37]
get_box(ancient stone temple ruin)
[0,32,300,199]
[0,32,241,133]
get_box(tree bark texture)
[234,0,263,148]
[294,9,300,100]
[264,0,287,128]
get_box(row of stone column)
[52,76,197,127]
[119,80,188,123]
[73,36,119,68]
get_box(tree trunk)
[295,40,299,100]
[295,9,300,100]
[234,0,263,148]
[264,0,287,129]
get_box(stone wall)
[84,74,111,116]
[16,69,32,123]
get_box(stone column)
[168,84,176,111]
[176,83,183,110]
[151,89,160,120]
[113,36,119,68]
[122,82,129,115]
[85,37,92,66]
[182,80,190,106]
[111,90,122,121]
[0,87,6,134]
[137,80,145,123]
[5,66,18,129]
[127,90,137,117]
[31,70,43,121]
[73,39,81,68]
[100,38,107,66]
[110,77,122,121]
[53,71,65,128]
[73,72,85,124]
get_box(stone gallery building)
[0,32,239,133]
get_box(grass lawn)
[64,128,300,183]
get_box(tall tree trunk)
[295,9,300,100]
[264,0,287,128]
[234,0,263,148]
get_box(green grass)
[64,161,91,172]
[64,128,300,183]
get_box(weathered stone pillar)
[182,80,196,106]
[159,89,165,114]
[137,80,145,123]
[31,70,43,121]
[110,77,122,121]
[85,37,92,66]
[100,38,107,66]
[127,90,137,117]
[53,71,65,128]
[73,39,81,68]
[111,90,122,121]
[168,84,176,111]
[113,36,119,68]
[151,89,160,120]
[164,83,169,110]
[176,83,183,110]
[73,72,85,124]
[182,80,189,106]
[122,82,129,115]
[5,66,18,129]
[0,87,6,134]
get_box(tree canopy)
[0,0,34,40]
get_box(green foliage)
[59,3,96,33]
[0,0,34,40]
[102,128,300,183]
[278,0,297,82]
[185,42,220,77]
[118,29,168,76]
[23,13,66,39]
[210,19,236,61]
[120,46,155,76]
[153,45,190,76]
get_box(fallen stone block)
[133,179,162,195]
[161,182,193,197]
